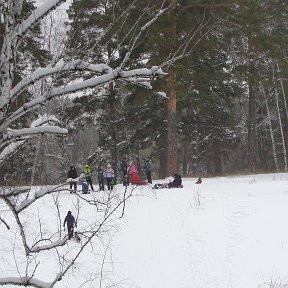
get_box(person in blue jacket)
[63,211,77,239]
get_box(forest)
[1,0,288,185]
[0,1,288,287]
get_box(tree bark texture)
[166,0,178,176]
[247,77,258,173]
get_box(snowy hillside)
[1,173,288,288]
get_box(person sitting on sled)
[63,211,77,239]
[168,174,182,188]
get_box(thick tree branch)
[0,66,166,132]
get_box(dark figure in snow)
[120,157,129,186]
[168,174,183,188]
[195,177,202,184]
[97,166,105,191]
[63,211,77,239]
[105,164,115,191]
[83,164,94,191]
[82,179,89,194]
[67,165,77,193]
[143,157,152,184]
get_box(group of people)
[67,156,153,193]
[120,156,152,185]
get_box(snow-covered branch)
[10,60,113,102]
[0,276,52,288]
[17,0,66,38]
[1,66,166,132]
[2,126,67,142]
[0,115,67,157]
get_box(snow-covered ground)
[1,173,288,288]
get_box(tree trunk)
[277,63,288,167]
[247,79,258,172]
[273,71,287,171]
[108,82,118,177]
[261,83,279,172]
[166,0,178,176]
[159,144,167,179]
[182,135,190,177]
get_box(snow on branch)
[0,276,51,288]
[1,66,166,131]
[0,140,25,163]
[0,186,31,197]
[0,114,64,163]
[17,0,66,38]
[10,60,113,101]
[2,126,67,141]
[30,238,67,253]
[14,184,67,213]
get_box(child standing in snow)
[67,165,77,193]
[105,164,115,191]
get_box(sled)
[74,231,81,242]
[153,183,183,189]
[67,230,81,242]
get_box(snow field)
[1,173,288,288]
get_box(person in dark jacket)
[168,174,182,188]
[143,157,152,184]
[63,211,77,239]
[120,157,129,186]
[97,166,105,191]
[67,166,77,193]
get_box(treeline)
[2,0,288,184]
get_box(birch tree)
[0,0,171,287]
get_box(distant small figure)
[82,179,89,194]
[143,157,152,184]
[120,157,129,186]
[67,165,77,193]
[83,164,94,191]
[195,177,202,184]
[63,211,77,240]
[168,174,183,188]
[105,164,115,191]
[97,166,105,191]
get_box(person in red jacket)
[129,163,147,185]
